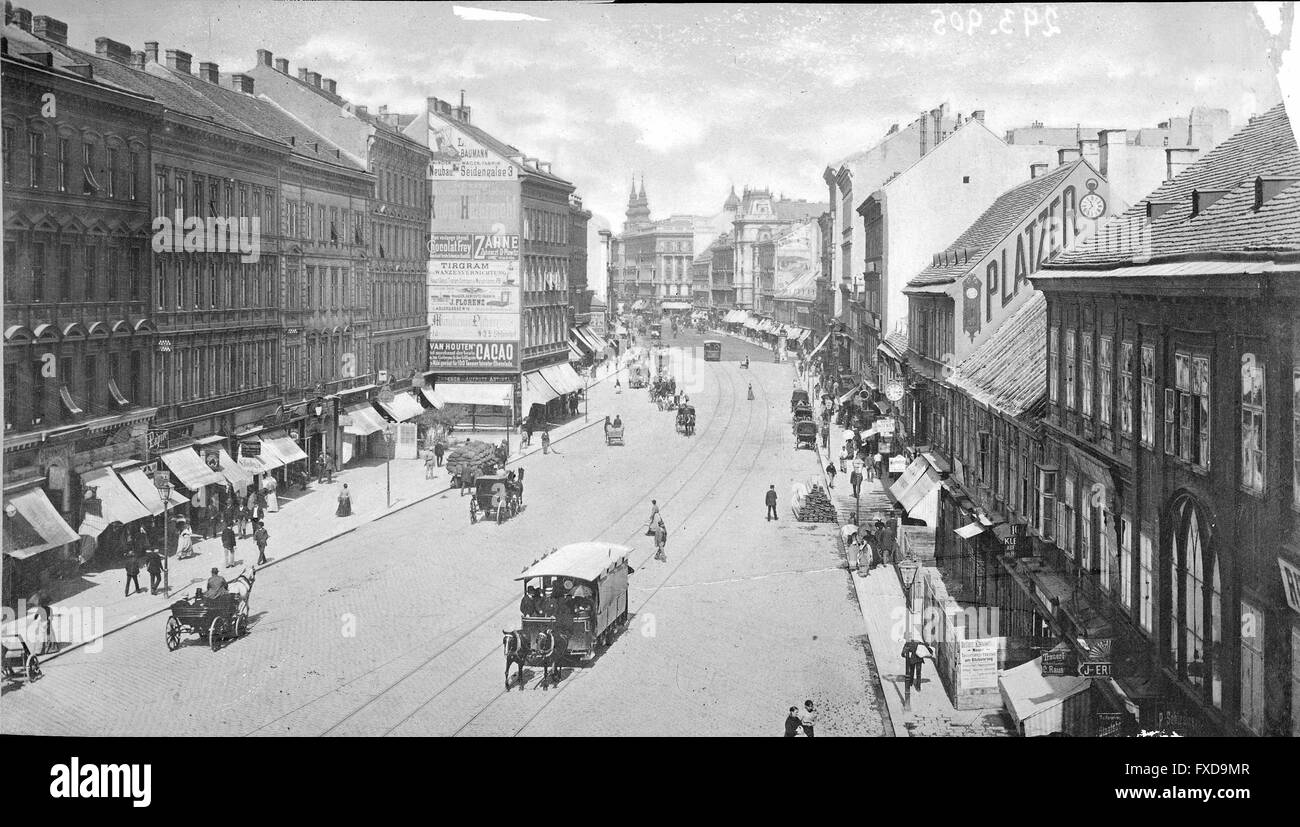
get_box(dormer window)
[1190,188,1229,217]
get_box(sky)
[26,2,1294,233]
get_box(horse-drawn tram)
[503,542,633,689]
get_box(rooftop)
[948,292,1047,418]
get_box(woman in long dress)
[336,483,353,517]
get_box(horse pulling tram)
[676,404,696,435]
[503,543,633,689]
[165,568,256,652]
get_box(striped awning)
[118,466,188,515]
[523,369,562,410]
[343,403,387,436]
[541,363,584,395]
[376,391,426,422]
[418,387,447,410]
[2,486,79,559]
[79,466,150,531]
[569,327,596,355]
[159,447,225,490]
[264,436,309,465]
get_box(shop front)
[74,464,152,564]
[1,481,81,608]
[429,375,515,432]
[157,445,227,536]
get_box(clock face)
[1079,192,1106,220]
[965,287,979,300]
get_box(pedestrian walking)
[541,429,551,455]
[322,450,333,483]
[784,706,803,737]
[237,500,251,537]
[123,550,142,596]
[434,441,445,467]
[221,520,237,568]
[176,520,196,559]
[252,521,269,565]
[425,449,437,479]
[850,469,863,498]
[820,422,830,450]
[800,700,818,737]
[336,484,353,517]
[901,639,933,692]
[145,549,164,594]
[524,419,534,448]
[765,484,779,521]
[747,383,755,401]
[652,520,667,562]
[825,462,837,488]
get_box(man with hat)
[520,585,542,617]
[205,568,228,601]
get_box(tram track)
[243,344,751,737]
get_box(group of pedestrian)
[783,700,818,737]
[122,546,165,597]
[425,441,446,478]
[647,500,667,562]
[840,516,888,572]
[221,516,272,567]
[315,450,334,484]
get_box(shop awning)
[541,363,585,395]
[578,327,606,352]
[343,403,387,436]
[159,447,225,490]
[2,486,79,560]
[898,461,942,514]
[418,387,447,410]
[435,382,514,408]
[569,327,596,355]
[889,456,932,503]
[118,466,188,516]
[569,342,587,361]
[80,466,151,528]
[744,317,761,330]
[237,439,283,474]
[376,392,426,423]
[955,522,986,539]
[999,656,1091,735]
[207,447,254,491]
[661,301,691,310]
[264,436,309,465]
[523,369,562,410]
[807,331,832,360]
[837,383,864,404]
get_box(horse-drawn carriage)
[606,424,625,446]
[676,404,696,436]
[445,440,501,489]
[503,543,633,689]
[791,388,810,412]
[470,472,524,524]
[628,364,648,389]
[795,419,819,450]
[0,624,42,684]
[165,568,256,652]
[792,401,814,431]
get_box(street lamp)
[382,424,394,508]
[898,553,921,711]
[155,477,172,596]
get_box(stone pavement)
[793,368,1016,737]
[27,362,622,662]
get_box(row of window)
[523,255,568,293]
[5,239,146,304]
[4,126,141,199]
[523,306,568,350]
[4,350,145,428]
[523,207,569,245]
[377,168,425,209]
[374,280,423,323]
[372,336,426,379]
[155,339,277,404]
[659,256,691,282]
[155,168,276,227]
[372,218,421,261]
[154,256,277,311]
[910,302,955,362]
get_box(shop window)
[1240,352,1266,493]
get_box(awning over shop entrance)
[206,447,254,491]
[118,465,188,515]
[343,403,387,436]
[661,301,691,310]
[2,486,79,560]
[236,438,283,474]
[954,522,986,539]
[807,331,833,360]
[435,382,514,408]
[418,387,447,410]
[569,342,587,361]
[264,436,309,465]
[159,447,225,491]
[837,383,865,404]
[569,327,596,355]
[376,391,425,423]
[998,656,1092,737]
[541,363,584,395]
[522,369,562,411]
[79,466,150,531]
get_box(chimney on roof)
[539,161,552,174]
[378,105,388,115]
[1077,137,1100,168]
[165,49,192,74]
[256,48,272,67]
[11,8,32,32]
[32,14,66,44]
[274,57,288,73]
[886,123,899,135]
[1030,163,1049,179]
[307,71,321,88]
[130,50,145,69]
[1057,147,1081,166]
[199,61,219,83]
[298,67,310,82]
[230,74,254,94]
[1098,129,1127,178]
[144,41,158,63]
[1254,175,1298,210]
[323,78,336,94]
[95,37,132,64]
[1165,146,1199,182]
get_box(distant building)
[730,187,826,311]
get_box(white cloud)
[453,6,549,23]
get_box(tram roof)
[516,542,634,582]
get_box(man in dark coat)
[123,550,142,597]
[519,586,541,617]
[221,520,237,568]
[765,485,779,521]
[145,549,164,594]
[784,706,803,737]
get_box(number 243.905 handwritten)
[932,6,1062,37]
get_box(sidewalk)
[797,370,1013,737]
[32,365,623,662]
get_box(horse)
[502,630,530,690]
[532,628,566,690]
[227,566,257,611]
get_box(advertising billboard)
[428,341,518,371]
[427,115,518,180]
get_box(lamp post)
[382,424,394,508]
[155,478,172,596]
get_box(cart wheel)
[165,616,182,651]
[232,612,244,639]
[209,617,225,651]
[25,654,41,681]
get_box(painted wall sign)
[426,116,517,180]
[428,341,518,371]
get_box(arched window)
[1170,497,1222,708]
